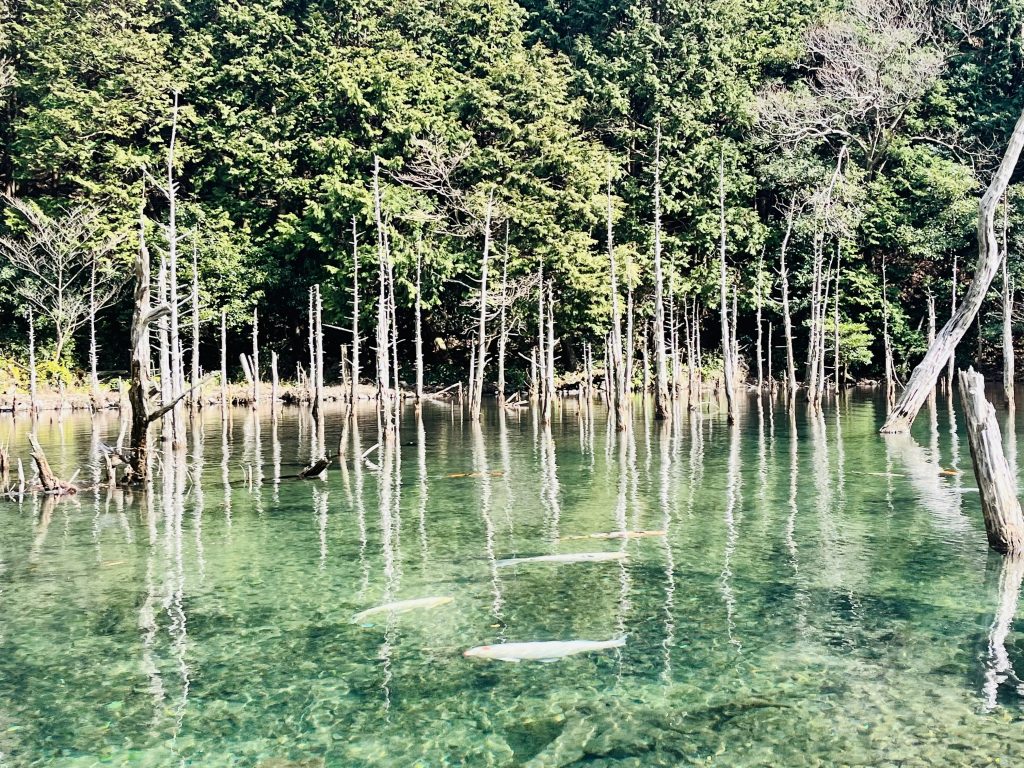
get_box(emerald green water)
[2,394,1024,767]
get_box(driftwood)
[958,368,1024,555]
[27,434,76,495]
[299,454,333,479]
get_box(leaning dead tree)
[0,196,124,363]
[881,105,1024,433]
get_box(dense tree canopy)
[1,0,1023,388]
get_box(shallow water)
[1,392,1023,767]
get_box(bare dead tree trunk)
[351,217,360,410]
[190,237,201,410]
[373,156,393,433]
[387,232,400,407]
[28,307,36,413]
[220,309,227,409]
[779,199,797,405]
[470,193,494,421]
[313,284,324,420]
[755,255,764,392]
[625,265,634,397]
[307,287,316,401]
[271,351,279,409]
[959,367,1024,554]
[251,307,261,407]
[833,248,841,392]
[546,282,556,417]
[89,255,100,410]
[127,193,172,483]
[719,151,736,424]
[530,347,538,402]
[1003,198,1015,408]
[652,125,670,420]
[538,261,551,424]
[165,93,185,447]
[415,232,424,405]
[882,257,896,409]
[767,321,774,391]
[684,297,695,409]
[883,108,1024,433]
[606,180,627,427]
[947,254,958,391]
[496,226,509,405]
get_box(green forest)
[1,0,1023,393]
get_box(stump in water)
[959,367,1024,554]
[299,455,333,479]
[27,434,76,495]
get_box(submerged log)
[959,367,1024,555]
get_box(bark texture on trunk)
[959,367,1024,555]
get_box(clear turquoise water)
[1,393,1023,767]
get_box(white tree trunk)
[1003,198,1015,408]
[415,233,424,405]
[220,309,227,409]
[351,217,360,409]
[652,125,670,420]
[883,106,1024,432]
[719,152,736,424]
[470,193,493,421]
[190,238,201,410]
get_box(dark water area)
[1,391,1023,767]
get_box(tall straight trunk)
[308,288,316,400]
[668,282,679,400]
[166,94,185,446]
[496,225,508,404]
[755,256,763,391]
[684,297,696,409]
[767,322,774,390]
[190,238,201,410]
[546,283,556,415]
[530,348,538,402]
[89,255,100,409]
[927,291,936,346]
[606,180,627,427]
[128,199,156,482]
[28,307,36,412]
[882,258,896,409]
[468,344,476,413]
[251,307,261,406]
[271,351,279,408]
[625,271,634,396]
[157,250,172,435]
[833,247,841,391]
[220,309,227,409]
[805,233,824,408]
[779,200,798,404]
[652,125,670,420]
[538,261,551,424]
[471,193,494,421]
[313,284,324,419]
[641,324,651,401]
[947,255,958,390]
[1003,197,1015,408]
[415,233,424,405]
[719,151,736,424]
[373,156,392,430]
[883,106,1024,432]
[351,217,360,409]
[387,232,399,403]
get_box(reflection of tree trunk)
[983,555,1024,711]
[883,106,1024,433]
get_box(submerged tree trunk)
[251,307,261,407]
[652,125,670,420]
[755,255,764,392]
[959,367,1024,554]
[373,156,394,433]
[882,257,896,409]
[883,107,1024,433]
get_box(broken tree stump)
[959,367,1024,554]
[299,455,333,479]
[27,434,76,496]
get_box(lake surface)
[1,392,1023,767]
